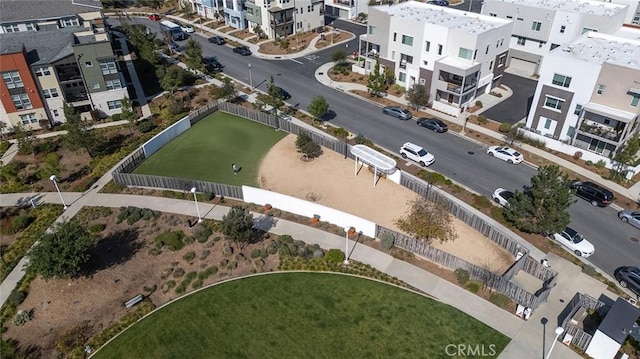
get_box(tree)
[184,38,205,73]
[367,59,386,97]
[221,206,254,244]
[120,97,137,136]
[613,135,640,180]
[295,131,322,159]
[253,24,264,39]
[158,65,184,93]
[307,96,329,121]
[28,220,95,280]
[266,76,284,115]
[38,153,65,180]
[330,50,348,66]
[383,66,395,88]
[12,123,36,155]
[503,165,573,234]
[395,198,457,244]
[63,103,97,157]
[405,84,429,110]
[220,77,238,102]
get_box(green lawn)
[94,273,509,358]
[133,112,287,186]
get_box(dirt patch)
[328,67,368,86]
[217,26,235,33]
[258,135,514,273]
[258,31,319,55]
[314,32,351,49]
[228,29,254,40]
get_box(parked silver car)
[618,209,640,229]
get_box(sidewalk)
[0,191,583,359]
[314,63,638,204]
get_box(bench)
[124,294,144,310]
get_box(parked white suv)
[400,142,435,167]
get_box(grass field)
[94,273,509,358]
[133,112,287,186]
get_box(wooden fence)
[111,173,243,199]
[114,147,146,174]
[377,226,540,309]
[558,292,611,351]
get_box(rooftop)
[0,0,103,23]
[0,27,79,65]
[484,0,627,17]
[552,32,640,70]
[598,298,640,344]
[375,1,512,35]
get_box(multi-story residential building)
[245,0,324,39]
[190,0,225,19]
[222,0,249,30]
[357,1,513,116]
[0,0,129,131]
[595,0,640,25]
[524,31,640,163]
[323,0,368,20]
[481,0,628,75]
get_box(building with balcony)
[324,0,368,21]
[0,0,128,131]
[222,0,249,30]
[481,0,628,76]
[357,1,513,116]
[245,0,324,39]
[189,0,225,20]
[524,31,640,162]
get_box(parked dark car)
[615,266,640,296]
[417,118,448,132]
[570,180,614,207]
[233,46,252,56]
[277,87,291,100]
[382,106,412,120]
[204,57,224,72]
[208,35,226,45]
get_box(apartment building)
[323,0,368,20]
[595,0,640,25]
[190,0,225,19]
[524,31,640,164]
[0,0,128,131]
[357,1,513,116]
[245,0,324,39]
[481,0,628,75]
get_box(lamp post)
[190,187,202,223]
[545,327,565,359]
[49,175,67,210]
[343,226,351,265]
[248,63,253,90]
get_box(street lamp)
[190,187,202,223]
[49,175,67,210]
[545,327,565,359]
[343,226,351,265]
[248,63,253,90]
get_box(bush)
[11,214,35,233]
[277,235,294,244]
[573,151,583,160]
[198,266,218,280]
[379,232,395,251]
[465,281,481,293]
[489,293,511,308]
[193,225,213,243]
[183,251,196,262]
[326,249,345,263]
[173,267,186,278]
[595,160,607,169]
[454,268,470,285]
[154,231,186,251]
[477,115,488,125]
[475,100,483,108]
[498,123,512,133]
[251,249,268,259]
[88,223,106,233]
[582,265,599,277]
[137,120,156,133]
[278,245,291,256]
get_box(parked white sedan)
[487,146,523,164]
[181,25,195,33]
[548,228,595,258]
[492,188,514,208]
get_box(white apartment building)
[245,0,324,39]
[323,0,368,21]
[594,0,640,25]
[524,31,640,165]
[357,1,513,116]
[190,0,225,20]
[481,0,628,75]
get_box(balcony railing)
[66,93,89,102]
[445,81,476,94]
[270,17,293,25]
[579,122,622,142]
[334,0,354,6]
[57,72,82,82]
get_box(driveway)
[481,73,538,125]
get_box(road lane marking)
[290,58,303,64]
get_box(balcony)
[270,17,293,25]
[57,71,82,82]
[333,0,354,6]
[66,93,89,102]
[444,80,476,94]
[578,122,622,143]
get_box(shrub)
[454,268,470,285]
[278,245,291,256]
[379,232,395,251]
[582,265,599,277]
[475,100,483,108]
[154,231,186,251]
[137,120,156,133]
[198,266,218,280]
[251,249,268,259]
[173,267,186,278]
[477,115,488,125]
[326,249,345,263]
[489,293,511,308]
[199,250,211,260]
[595,160,607,169]
[191,279,203,289]
[465,281,481,293]
[183,251,196,262]
[88,223,106,233]
[194,225,213,243]
[498,123,512,133]
[11,214,35,233]
[277,235,294,244]
[573,151,583,160]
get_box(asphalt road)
[116,17,640,278]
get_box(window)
[19,113,37,125]
[538,41,544,48]
[603,118,611,125]
[634,11,640,25]
[485,45,489,54]
[437,44,443,55]
[400,54,413,64]
[99,60,118,75]
[582,27,597,34]
[35,67,51,76]
[517,37,526,46]
[567,126,575,137]
[544,96,564,110]
[391,51,395,60]
[307,5,311,12]
[398,72,406,82]
[423,60,428,66]
[532,21,541,31]
[106,79,122,90]
[560,25,566,33]
[61,17,80,27]
[425,41,430,52]
[552,74,572,88]
[3,24,19,32]
[2,71,23,88]
[574,104,582,115]
[12,94,32,110]
[52,109,59,116]
[107,100,122,110]
[26,23,36,31]
[631,95,640,107]
[596,84,605,95]
[368,25,376,35]
[498,55,506,66]
[393,33,397,41]
[401,35,413,46]
[499,38,504,47]
[92,82,100,89]
[489,60,494,70]
[506,15,513,19]
[517,17,523,21]
[588,139,606,154]
[550,43,560,50]
[544,119,552,129]
[43,88,59,98]
[458,47,473,60]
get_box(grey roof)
[0,0,103,23]
[0,26,79,65]
[598,298,640,344]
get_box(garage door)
[508,57,537,76]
